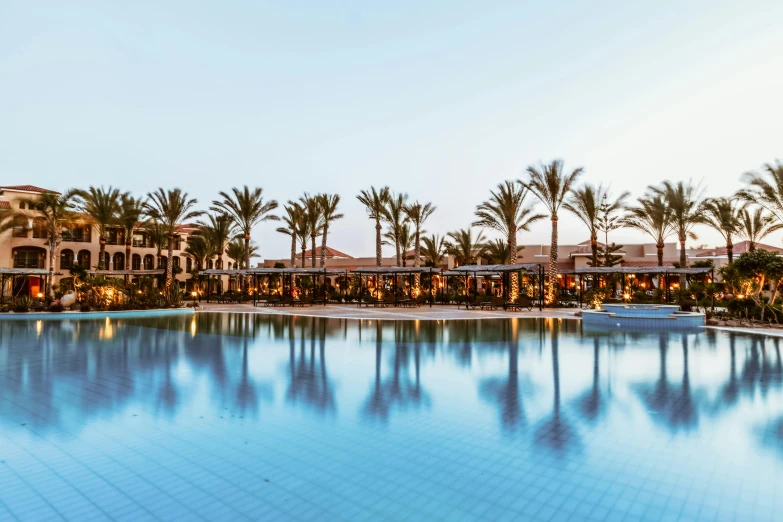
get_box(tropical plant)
[357,186,390,266]
[197,213,236,269]
[294,210,312,268]
[421,234,447,267]
[736,205,782,252]
[484,239,511,265]
[318,193,343,268]
[445,228,487,266]
[382,192,408,267]
[383,223,414,267]
[404,200,436,268]
[564,184,628,267]
[650,180,704,282]
[226,240,246,269]
[211,186,278,275]
[184,234,213,271]
[474,181,544,296]
[299,193,323,268]
[698,197,740,262]
[74,186,123,270]
[276,202,303,267]
[117,194,145,270]
[143,188,202,291]
[739,161,783,223]
[0,189,80,298]
[622,195,674,266]
[521,159,583,302]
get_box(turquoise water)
[0,313,781,521]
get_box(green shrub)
[49,303,64,313]
[13,296,33,313]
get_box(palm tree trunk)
[509,225,518,300]
[727,239,733,263]
[99,236,107,270]
[244,231,251,291]
[48,244,55,300]
[413,230,421,295]
[320,225,328,268]
[656,242,664,267]
[395,236,401,267]
[125,241,131,270]
[301,246,306,268]
[590,233,598,267]
[290,234,297,267]
[166,235,174,289]
[375,220,382,267]
[679,235,687,286]
[749,241,756,253]
[311,233,316,268]
[548,216,558,303]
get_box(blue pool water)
[0,313,781,521]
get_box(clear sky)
[2,1,782,259]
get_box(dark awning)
[351,267,441,274]
[449,263,542,274]
[573,266,711,275]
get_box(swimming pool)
[0,313,781,521]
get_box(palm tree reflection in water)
[287,317,336,414]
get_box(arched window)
[132,254,141,271]
[60,249,75,270]
[173,256,180,268]
[158,256,167,269]
[12,247,45,269]
[186,257,192,273]
[77,250,91,268]
[113,252,125,271]
[143,255,154,270]
[207,259,213,269]
[216,258,223,269]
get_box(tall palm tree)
[485,239,511,265]
[318,193,343,268]
[564,184,629,267]
[521,159,583,302]
[421,234,446,267]
[197,213,236,269]
[75,186,122,270]
[299,193,323,268]
[357,186,390,266]
[383,192,408,267]
[622,195,674,266]
[698,197,740,262]
[276,202,303,267]
[445,228,487,266]
[226,239,247,269]
[474,181,544,297]
[739,161,783,223]
[404,201,436,268]
[294,211,312,268]
[145,219,168,267]
[736,205,782,252]
[184,234,213,271]
[211,186,278,275]
[117,194,145,270]
[144,188,202,290]
[651,180,703,283]
[384,223,413,267]
[0,189,79,298]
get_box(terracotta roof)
[303,246,353,259]
[0,201,10,210]
[694,241,783,257]
[0,185,60,194]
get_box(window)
[32,218,48,239]
[60,249,74,270]
[132,233,147,248]
[216,258,223,269]
[77,250,91,268]
[18,202,25,209]
[113,252,125,270]
[143,255,154,270]
[13,248,44,269]
[158,256,167,269]
[62,225,91,243]
[132,254,141,270]
[186,257,192,273]
[107,229,125,245]
[207,259,213,269]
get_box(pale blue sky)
[2,1,782,258]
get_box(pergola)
[573,266,713,305]
[448,263,545,310]
[352,266,441,307]
[0,268,58,301]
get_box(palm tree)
[74,186,122,270]
[622,195,674,266]
[384,223,413,267]
[294,211,312,268]
[318,193,343,268]
[521,159,583,302]
[383,192,408,266]
[739,161,783,223]
[651,180,703,283]
[145,220,168,266]
[144,188,202,290]
[197,213,236,269]
[421,234,446,267]
[117,194,145,270]
[698,198,740,262]
[445,228,487,266]
[357,186,390,266]
[0,189,79,298]
[404,201,436,268]
[474,181,545,297]
[299,193,323,268]
[211,186,278,275]
[276,202,303,267]
[226,239,247,269]
[564,184,629,267]
[184,234,213,271]
[736,205,782,252]
[485,239,511,265]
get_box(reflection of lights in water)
[191,317,197,337]
[100,316,114,340]
[36,320,42,336]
